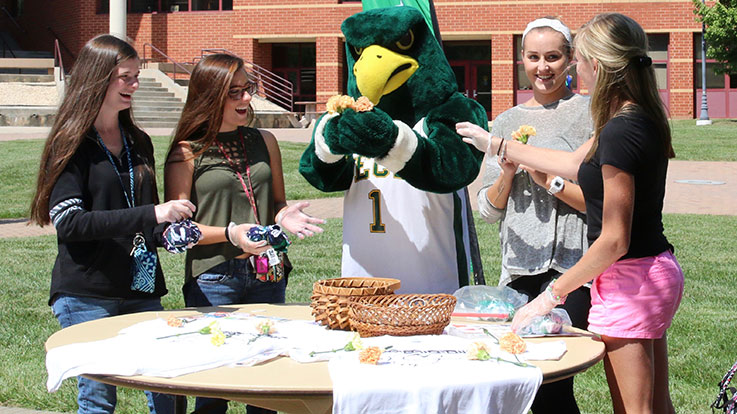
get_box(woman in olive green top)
[164,54,324,414]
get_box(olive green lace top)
[185,126,275,282]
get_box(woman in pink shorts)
[458,13,684,414]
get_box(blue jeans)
[51,295,175,414]
[184,258,285,414]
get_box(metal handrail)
[201,48,294,112]
[142,43,192,81]
[1,36,17,59]
[53,39,65,82]
[47,27,75,62]
[1,6,26,34]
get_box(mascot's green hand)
[323,107,399,159]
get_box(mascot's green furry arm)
[299,6,488,194]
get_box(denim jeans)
[51,294,175,414]
[184,258,285,414]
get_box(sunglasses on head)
[227,82,258,100]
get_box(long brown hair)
[575,13,674,161]
[30,34,153,226]
[167,53,254,163]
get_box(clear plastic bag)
[452,285,528,321]
[516,308,572,336]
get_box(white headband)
[522,18,572,46]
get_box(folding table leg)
[174,395,187,414]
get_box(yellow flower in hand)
[512,125,537,144]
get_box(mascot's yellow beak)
[353,45,418,105]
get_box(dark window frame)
[97,0,233,14]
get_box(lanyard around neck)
[216,128,260,225]
[96,126,135,208]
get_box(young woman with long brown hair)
[165,53,323,414]
[458,13,683,414]
[30,34,194,414]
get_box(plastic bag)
[452,285,528,321]
[516,308,572,336]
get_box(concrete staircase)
[132,77,184,129]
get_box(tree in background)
[693,0,737,74]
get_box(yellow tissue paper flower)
[467,341,491,361]
[358,346,383,365]
[326,95,374,114]
[499,332,527,354]
[512,125,537,144]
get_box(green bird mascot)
[299,6,488,294]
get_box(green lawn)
[0,213,734,413]
[0,122,735,413]
[0,136,340,219]
[1,119,734,218]
[670,118,737,161]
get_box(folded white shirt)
[329,335,543,414]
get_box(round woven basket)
[349,294,457,337]
[310,277,401,330]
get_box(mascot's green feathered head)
[342,6,458,125]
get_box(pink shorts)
[588,250,684,339]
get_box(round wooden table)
[45,303,605,414]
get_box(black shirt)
[48,130,167,305]
[577,110,673,259]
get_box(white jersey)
[341,155,472,294]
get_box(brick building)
[4,0,736,118]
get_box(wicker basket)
[349,294,457,337]
[310,277,401,330]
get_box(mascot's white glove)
[456,121,492,155]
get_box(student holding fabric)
[458,13,684,414]
[29,34,194,414]
[164,53,324,414]
[475,17,591,414]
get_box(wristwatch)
[548,176,565,195]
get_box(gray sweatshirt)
[478,94,592,286]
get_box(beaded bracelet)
[546,279,567,305]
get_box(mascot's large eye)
[395,30,414,51]
[353,45,364,56]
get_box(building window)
[98,0,232,13]
[648,34,668,91]
[694,33,728,89]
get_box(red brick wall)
[16,0,706,118]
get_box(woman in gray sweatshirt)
[476,17,592,414]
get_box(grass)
[2,118,736,218]
[0,213,735,413]
[0,136,340,219]
[670,118,737,161]
[0,122,735,412]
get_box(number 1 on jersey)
[368,189,386,233]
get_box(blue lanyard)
[95,126,135,208]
